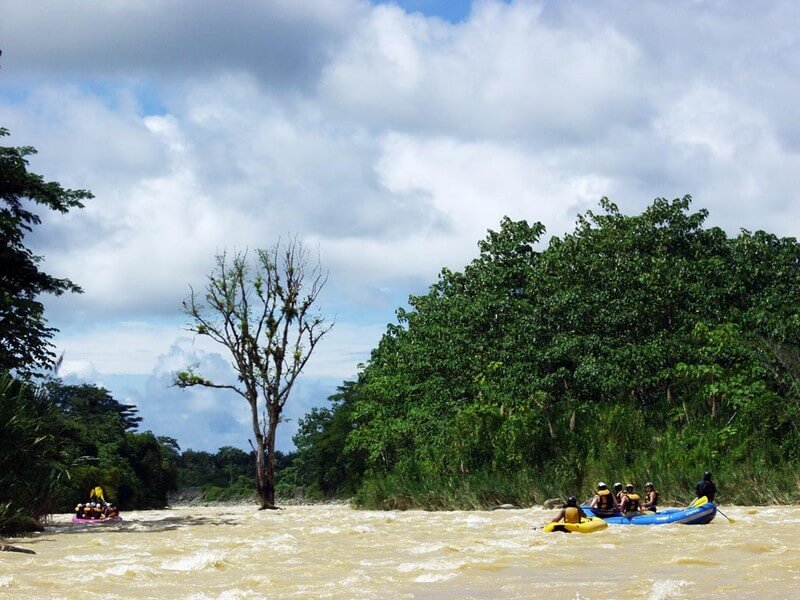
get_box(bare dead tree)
[174,238,333,508]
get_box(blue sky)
[2,0,799,453]
[377,0,480,22]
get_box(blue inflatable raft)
[581,502,717,525]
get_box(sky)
[2,0,799,453]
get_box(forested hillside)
[293,197,800,508]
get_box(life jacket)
[564,506,581,523]
[645,490,659,507]
[596,489,614,511]
[625,493,641,512]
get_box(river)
[1,504,797,599]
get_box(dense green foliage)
[294,197,800,507]
[0,127,92,376]
[176,446,296,502]
[0,373,64,534]
[287,381,366,499]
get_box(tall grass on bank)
[352,412,800,510]
[0,374,61,535]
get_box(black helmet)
[597,482,607,490]
[625,483,634,492]
[566,496,578,507]
[613,482,623,492]
[703,471,712,481]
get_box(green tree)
[0,127,92,375]
[292,381,366,497]
[175,239,333,508]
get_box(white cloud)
[55,322,185,375]
[320,1,644,140]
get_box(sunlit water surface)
[1,504,798,599]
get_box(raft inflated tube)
[543,517,608,533]
[581,501,717,525]
[71,515,122,524]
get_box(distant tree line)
[288,197,800,507]
[177,445,296,502]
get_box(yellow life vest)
[596,489,614,511]
[564,506,581,523]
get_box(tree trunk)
[263,406,280,508]
[255,433,269,509]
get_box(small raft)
[71,515,123,525]
[543,516,608,533]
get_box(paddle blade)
[689,496,707,508]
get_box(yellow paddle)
[689,495,707,508]
[715,506,736,523]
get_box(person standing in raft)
[549,496,586,525]
[588,482,618,516]
[618,484,643,516]
[695,471,716,502]
[643,482,659,512]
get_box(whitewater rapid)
[1,503,798,598]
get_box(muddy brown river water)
[1,504,798,599]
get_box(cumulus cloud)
[320,1,646,141]
[3,0,799,451]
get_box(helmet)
[703,471,712,481]
[613,482,623,492]
[566,496,578,507]
[597,482,607,490]
[645,482,654,488]
[625,483,634,492]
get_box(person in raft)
[618,483,643,516]
[588,482,618,516]
[89,486,107,505]
[643,482,659,512]
[613,482,624,504]
[549,496,586,525]
[695,471,716,502]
